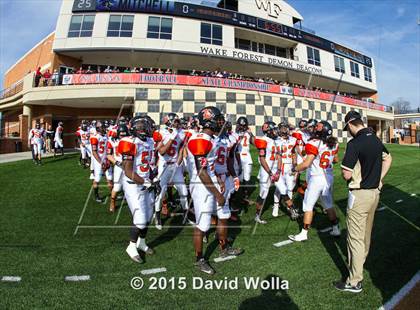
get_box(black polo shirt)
[341,128,389,189]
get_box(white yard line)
[214,256,237,263]
[73,186,94,236]
[395,199,403,203]
[380,201,420,232]
[114,198,126,225]
[1,276,21,282]
[65,275,90,282]
[378,270,420,310]
[140,267,167,275]
[273,240,294,247]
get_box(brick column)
[19,114,29,151]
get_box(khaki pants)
[346,188,380,286]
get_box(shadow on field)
[239,274,298,310]
[319,184,420,304]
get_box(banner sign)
[62,73,385,111]
[293,88,386,112]
[72,0,372,67]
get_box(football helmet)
[278,122,289,137]
[198,106,223,132]
[315,121,333,139]
[95,121,105,134]
[81,123,88,131]
[163,113,180,128]
[35,122,41,129]
[58,121,63,127]
[307,119,318,128]
[298,119,307,129]
[236,117,249,132]
[262,121,278,139]
[130,116,152,141]
[109,119,115,126]
[117,124,130,139]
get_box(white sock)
[137,238,148,250]
[301,228,308,237]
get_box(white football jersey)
[157,128,186,164]
[90,133,108,161]
[236,131,252,155]
[29,128,45,144]
[305,139,339,177]
[118,136,154,180]
[77,129,89,145]
[187,132,217,181]
[255,135,281,171]
[107,138,122,162]
[214,133,236,175]
[279,136,298,164]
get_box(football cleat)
[136,238,154,255]
[255,215,267,224]
[219,246,244,258]
[155,212,163,230]
[126,243,143,263]
[330,225,341,237]
[272,204,279,217]
[287,206,300,220]
[203,235,208,244]
[194,258,215,275]
[288,231,308,242]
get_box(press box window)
[201,23,222,46]
[334,56,345,73]
[364,66,372,82]
[147,17,173,39]
[107,15,134,37]
[68,15,95,38]
[350,61,360,78]
[307,46,321,66]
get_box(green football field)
[0,144,419,309]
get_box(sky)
[0,0,419,108]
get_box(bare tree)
[391,97,411,114]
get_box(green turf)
[0,144,419,309]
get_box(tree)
[391,98,411,114]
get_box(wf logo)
[255,0,282,19]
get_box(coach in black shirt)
[334,111,392,293]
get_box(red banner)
[62,73,387,112]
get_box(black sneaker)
[333,280,362,293]
[220,246,244,258]
[194,258,215,275]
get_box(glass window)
[350,61,360,78]
[237,39,251,50]
[334,56,345,73]
[307,46,321,66]
[364,66,372,82]
[148,17,172,40]
[68,15,95,38]
[200,23,222,46]
[107,15,133,37]
[265,44,276,56]
[276,47,287,58]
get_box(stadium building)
[0,0,394,153]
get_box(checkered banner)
[134,87,367,142]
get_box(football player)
[28,122,45,165]
[76,121,90,167]
[118,116,156,263]
[154,113,189,230]
[273,122,300,220]
[288,121,340,242]
[235,117,254,199]
[254,121,281,224]
[187,107,243,275]
[214,119,241,222]
[54,121,64,157]
[107,124,130,212]
[90,121,113,203]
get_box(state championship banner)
[62,73,385,111]
[62,73,292,95]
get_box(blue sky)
[0,0,419,107]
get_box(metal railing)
[0,80,23,100]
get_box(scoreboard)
[72,0,372,67]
